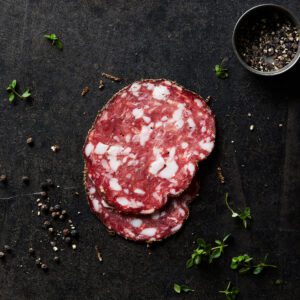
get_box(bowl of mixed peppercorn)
[232,4,300,75]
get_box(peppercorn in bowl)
[232,4,300,76]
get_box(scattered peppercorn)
[63,229,70,236]
[22,176,30,184]
[41,204,49,213]
[48,227,54,234]
[72,244,77,250]
[70,230,78,237]
[65,237,71,244]
[35,258,42,266]
[3,245,11,252]
[51,144,60,152]
[0,174,7,183]
[40,191,47,197]
[43,220,51,229]
[0,251,5,259]
[41,263,48,270]
[54,204,61,211]
[28,248,35,255]
[61,210,67,216]
[59,214,65,220]
[49,206,54,213]
[53,256,60,263]
[51,212,58,219]
[40,182,49,191]
[26,137,34,146]
[46,178,55,188]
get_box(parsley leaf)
[219,282,239,300]
[214,58,229,79]
[186,234,230,268]
[173,283,194,294]
[225,193,251,228]
[44,33,63,50]
[21,89,31,98]
[6,80,31,103]
[230,253,277,275]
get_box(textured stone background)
[0,0,299,299]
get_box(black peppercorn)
[3,245,11,252]
[53,256,60,263]
[22,176,30,184]
[40,191,47,198]
[26,137,34,146]
[43,220,51,229]
[28,248,35,255]
[40,182,49,191]
[41,263,48,270]
[35,258,42,266]
[0,251,5,259]
[54,204,61,211]
[65,237,71,244]
[48,227,54,234]
[46,178,55,188]
[63,229,70,236]
[0,175,7,183]
[70,230,78,237]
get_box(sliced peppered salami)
[84,79,215,214]
[85,171,200,242]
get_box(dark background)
[0,0,299,299]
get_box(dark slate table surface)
[0,0,299,299]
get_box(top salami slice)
[84,79,215,214]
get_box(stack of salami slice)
[83,79,215,242]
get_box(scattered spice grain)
[101,72,122,82]
[81,86,90,96]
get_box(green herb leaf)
[7,79,17,91]
[253,267,263,275]
[214,59,229,79]
[6,80,31,103]
[231,253,277,275]
[8,93,15,103]
[219,282,239,300]
[225,193,251,228]
[187,234,230,268]
[44,33,58,41]
[44,33,63,50]
[55,39,63,50]
[173,283,194,294]
[11,79,17,89]
[21,89,31,99]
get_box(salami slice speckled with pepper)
[85,171,200,242]
[84,79,215,214]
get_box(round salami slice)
[85,171,200,242]
[84,79,215,214]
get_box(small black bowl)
[232,4,300,76]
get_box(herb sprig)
[6,80,31,103]
[44,33,63,50]
[225,193,251,228]
[186,234,230,268]
[231,253,277,275]
[219,282,239,300]
[173,283,194,294]
[214,58,229,79]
